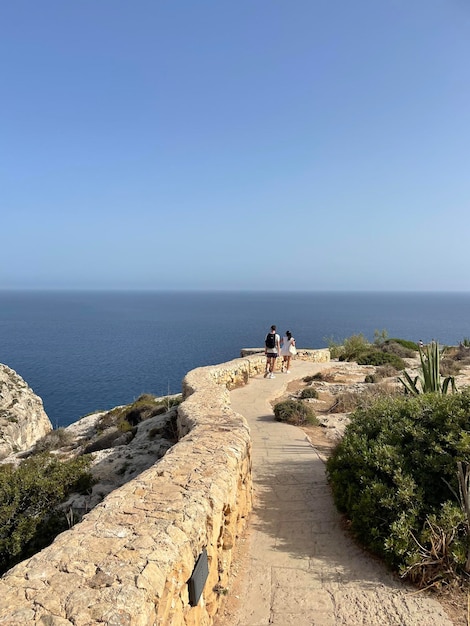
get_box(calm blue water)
[1,290,469,427]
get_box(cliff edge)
[0,364,52,460]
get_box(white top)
[280,336,295,356]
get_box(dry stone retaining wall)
[240,347,330,364]
[0,350,328,625]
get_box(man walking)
[264,325,281,379]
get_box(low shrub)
[304,373,324,382]
[273,400,318,426]
[98,394,182,432]
[326,391,470,587]
[364,374,376,384]
[329,391,361,413]
[376,364,398,379]
[382,341,416,359]
[329,384,400,414]
[83,428,135,454]
[325,337,343,359]
[303,375,317,383]
[300,388,319,399]
[33,428,74,453]
[373,329,389,345]
[446,345,470,366]
[356,350,405,370]
[339,334,370,362]
[388,338,419,351]
[0,453,94,574]
[305,371,337,383]
[440,358,461,377]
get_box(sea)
[1,290,470,428]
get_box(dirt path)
[214,360,464,626]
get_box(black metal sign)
[188,548,209,607]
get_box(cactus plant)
[398,341,456,395]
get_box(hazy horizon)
[2,2,469,292]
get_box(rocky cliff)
[0,364,52,460]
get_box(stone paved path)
[216,359,454,626]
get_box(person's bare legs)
[265,355,276,377]
[265,355,275,376]
[264,356,270,377]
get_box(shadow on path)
[216,363,454,626]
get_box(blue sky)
[1,1,469,291]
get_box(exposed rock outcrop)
[0,364,52,460]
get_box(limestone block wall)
[240,347,330,365]
[0,350,327,625]
[0,355,267,626]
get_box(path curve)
[216,359,454,626]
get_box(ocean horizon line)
[1,288,470,295]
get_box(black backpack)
[265,333,276,349]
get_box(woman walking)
[280,330,296,373]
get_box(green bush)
[382,341,416,359]
[300,387,319,399]
[0,453,94,574]
[325,337,343,359]
[273,400,318,426]
[326,391,470,586]
[373,329,389,345]
[330,334,422,364]
[98,393,182,432]
[388,338,419,351]
[333,334,410,367]
[356,350,405,370]
[339,334,370,361]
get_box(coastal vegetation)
[97,393,182,433]
[0,453,93,575]
[0,393,181,576]
[326,333,470,589]
[326,331,413,371]
[398,341,457,395]
[273,399,318,426]
[3,331,470,591]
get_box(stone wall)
[0,350,328,625]
[240,347,331,364]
